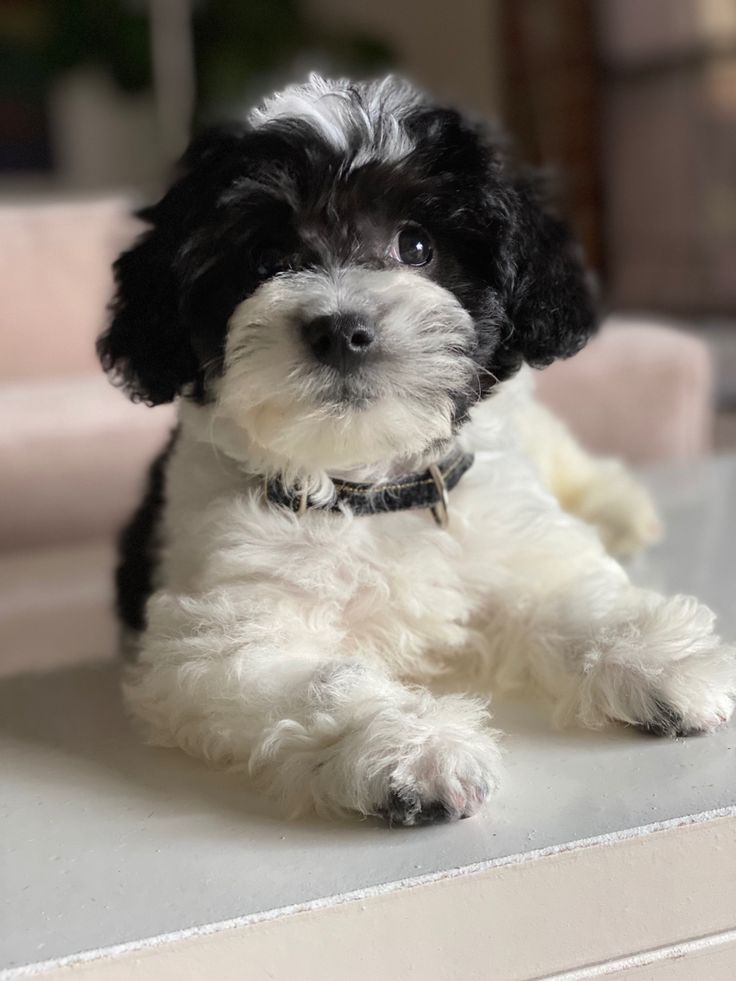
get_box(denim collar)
[264,444,474,528]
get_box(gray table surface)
[2,457,735,973]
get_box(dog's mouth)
[319,369,382,412]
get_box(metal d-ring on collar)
[427,462,450,529]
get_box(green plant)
[3,0,391,111]
[192,0,392,113]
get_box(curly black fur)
[115,429,178,636]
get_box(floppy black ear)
[97,125,248,405]
[411,107,598,380]
[496,176,598,374]
[98,221,196,405]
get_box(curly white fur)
[250,73,422,167]
[123,366,735,824]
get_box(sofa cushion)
[0,375,174,550]
[0,196,139,382]
[535,318,713,464]
[0,539,117,676]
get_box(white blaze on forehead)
[249,73,423,166]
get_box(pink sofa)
[1,198,175,552]
[0,197,714,672]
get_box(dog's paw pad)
[379,789,450,827]
[638,699,700,738]
[636,695,734,738]
[378,784,486,828]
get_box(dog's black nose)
[301,313,375,370]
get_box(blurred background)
[3,1,736,316]
[1,0,736,671]
[2,2,735,281]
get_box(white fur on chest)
[156,375,599,678]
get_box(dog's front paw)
[363,694,502,828]
[633,613,736,738]
[571,594,736,737]
[575,463,662,560]
[253,669,502,825]
[639,692,734,738]
[375,727,497,827]
[635,641,736,738]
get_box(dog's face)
[99,75,596,471]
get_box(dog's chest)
[164,429,546,666]
[226,452,533,664]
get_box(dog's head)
[99,74,596,472]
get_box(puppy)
[99,75,735,826]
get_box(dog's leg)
[124,589,502,824]
[516,397,661,559]
[486,511,735,736]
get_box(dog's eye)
[392,224,433,266]
[255,248,287,278]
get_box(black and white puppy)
[99,75,735,826]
